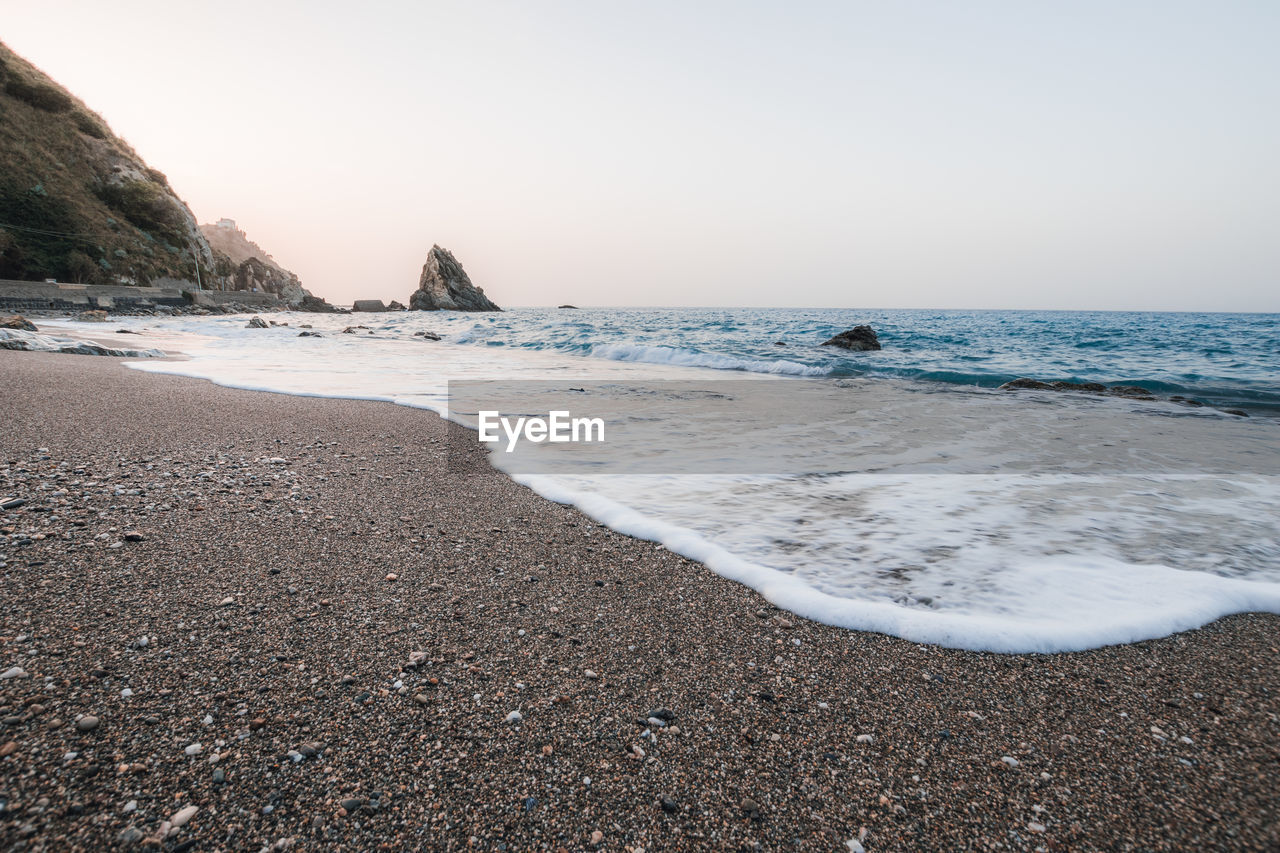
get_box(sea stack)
[409,245,501,312]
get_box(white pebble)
[0,666,28,680]
[202,715,213,726]
[505,710,523,723]
[170,805,199,827]
[123,800,137,814]
[583,776,591,786]
[1027,821,1046,833]
[1001,756,1019,768]
[184,743,203,756]
[856,734,874,744]
[817,702,829,710]
[121,688,134,698]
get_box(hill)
[0,40,327,308]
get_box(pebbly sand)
[0,349,1277,852]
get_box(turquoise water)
[449,308,1280,413]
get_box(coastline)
[1,350,1277,851]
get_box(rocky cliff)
[200,220,316,308]
[410,245,500,311]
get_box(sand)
[0,349,1277,851]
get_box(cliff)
[410,245,500,311]
[200,220,311,307]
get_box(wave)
[588,342,830,376]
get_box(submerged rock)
[410,245,501,312]
[246,316,269,329]
[821,325,881,351]
[1000,378,1155,400]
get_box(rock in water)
[1,315,38,332]
[352,300,387,312]
[821,326,881,351]
[409,245,501,312]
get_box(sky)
[3,0,1278,310]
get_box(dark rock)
[820,325,881,351]
[999,378,1054,391]
[558,304,579,309]
[75,715,99,732]
[647,707,675,722]
[298,331,322,337]
[352,300,388,312]
[246,316,269,329]
[340,797,363,811]
[413,330,441,341]
[387,300,406,310]
[1224,408,1249,417]
[2,498,26,510]
[741,797,762,819]
[660,795,678,813]
[409,245,501,311]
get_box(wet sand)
[1,349,1277,851]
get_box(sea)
[40,307,1280,653]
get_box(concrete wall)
[0,279,283,313]
[0,279,188,312]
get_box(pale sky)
[3,1,1278,310]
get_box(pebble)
[385,573,398,581]
[123,800,137,814]
[170,805,199,827]
[505,710,523,723]
[856,734,873,744]
[75,715,100,732]
[340,797,363,811]
[184,742,203,755]
[1001,756,1020,768]
[0,666,28,680]
[123,531,145,542]
[1027,821,1046,833]
[590,830,604,845]
[584,669,599,680]
[219,596,235,607]
[0,741,16,757]
[659,795,678,812]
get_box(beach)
[1,349,1277,851]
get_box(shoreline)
[1,350,1278,851]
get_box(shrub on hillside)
[95,179,183,240]
[4,77,73,113]
[73,111,108,139]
